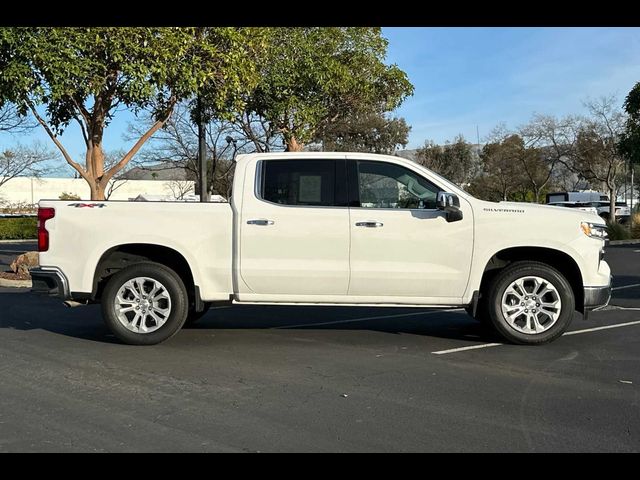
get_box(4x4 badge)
[68,203,106,208]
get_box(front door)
[347,159,473,303]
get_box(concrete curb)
[0,278,32,288]
[609,239,640,245]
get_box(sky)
[2,27,640,176]
[383,27,640,148]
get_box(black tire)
[183,303,212,327]
[101,262,189,345]
[486,261,575,345]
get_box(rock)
[10,251,39,275]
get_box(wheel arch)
[478,246,584,313]
[90,243,198,305]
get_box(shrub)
[0,200,37,215]
[606,221,631,241]
[0,217,37,240]
[631,213,640,239]
[59,192,81,200]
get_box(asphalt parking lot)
[0,242,638,452]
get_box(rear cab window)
[259,159,347,207]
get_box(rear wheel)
[101,262,189,345]
[486,261,575,345]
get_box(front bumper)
[30,267,71,300]
[583,275,612,318]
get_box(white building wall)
[0,177,195,205]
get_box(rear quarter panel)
[38,200,233,300]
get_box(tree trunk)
[609,186,617,223]
[90,180,107,201]
[87,142,107,200]
[285,135,304,152]
[29,95,176,202]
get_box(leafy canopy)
[0,27,266,130]
[245,27,414,148]
[620,81,640,166]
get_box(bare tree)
[232,110,283,153]
[101,150,132,200]
[128,102,276,198]
[0,104,35,133]
[0,143,57,191]
[571,97,627,221]
[519,114,587,199]
[166,180,194,200]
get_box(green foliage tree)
[620,82,640,225]
[414,135,474,186]
[245,27,414,152]
[316,111,410,154]
[620,82,640,167]
[468,135,526,201]
[0,27,265,200]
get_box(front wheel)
[486,261,575,345]
[101,262,189,345]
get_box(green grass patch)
[0,217,37,240]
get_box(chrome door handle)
[247,219,274,226]
[355,221,383,228]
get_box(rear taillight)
[37,207,55,252]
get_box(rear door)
[238,158,351,297]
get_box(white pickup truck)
[31,152,612,345]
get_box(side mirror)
[436,192,463,223]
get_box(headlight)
[581,222,608,240]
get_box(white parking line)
[563,320,640,335]
[274,308,465,329]
[432,343,503,355]
[432,319,640,355]
[612,283,640,291]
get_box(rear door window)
[261,160,345,207]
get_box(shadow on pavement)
[611,275,640,300]
[0,290,120,344]
[0,289,502,345]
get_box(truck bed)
[37,200,234,300]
